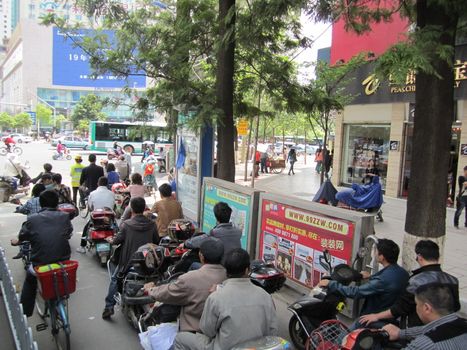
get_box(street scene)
[1,1,467,350]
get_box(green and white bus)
[88,120,172,154]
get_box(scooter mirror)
[323,250,331,264]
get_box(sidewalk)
[235,160,467,304]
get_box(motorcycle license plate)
[96,242,111,253]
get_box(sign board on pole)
[201,178,261,255]
[256,193,374,317]
[176,117,214,223]
[237,119,249,136]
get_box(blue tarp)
[336,176,383,209]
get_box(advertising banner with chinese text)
[202,183,252,249]
[258,199,355,288]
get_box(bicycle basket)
[34,260,79,300]
[307,320,350,350]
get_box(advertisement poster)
[177,134,200,221]
[258,199,355,288]
[202,184,251,249]
[52,27,146,88]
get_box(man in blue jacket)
[318,238,409,329]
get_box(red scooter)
[87,209,116,266]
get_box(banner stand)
[256,192,374,318]
[200,178,262,256]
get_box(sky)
[296,14,333,82]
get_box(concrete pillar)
[385,103,406,197]
[456,100,467,180]
[332,112,344,185]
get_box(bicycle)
[34,261,78,350]
[0,145,23,156]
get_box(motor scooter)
[287,249,365,350]
[306,319,402,350]
[87,209,117,266]
[52,149,72,160]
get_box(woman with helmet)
[70,154,84,205]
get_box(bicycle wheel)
[13,146,23,156]
[0,147,6,156]
[35,292,48,319]
[51,300,71,350]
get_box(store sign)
[52,27,146,88]
[237,119,249,136]
[347,44,467,105]
[202,183,251,248]
[258,199,355,288]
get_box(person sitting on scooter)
[76,177,115,254]
[143,238,227,332]
[102,197,159,319]
[318,239,409,329]
[184,202,241,262]
[173,248,278,350]
[382,283,467,349]
[52,173,73,204]
[10,190,73,317]
[360,240,460,329]
[41,173,54,191]
[150,183,184,236]
[31,163,54,184]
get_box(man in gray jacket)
[382,283,467,349]
[184,202,242,260]
[144,239,226,332]
[173,248,278,350]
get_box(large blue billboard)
[52,27,146,88]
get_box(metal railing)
[0,247,38,350]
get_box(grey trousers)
[173,332,210,350]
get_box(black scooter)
[288,249,364,350]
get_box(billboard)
[52,27,146,88]
[202,182,252,249]
[258,199,355,288]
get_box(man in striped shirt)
[383,283,467,349]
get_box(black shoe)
[102,307,114,319]
[454,225,459,229]
[12,252,23,259]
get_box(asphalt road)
[0,142,299,350]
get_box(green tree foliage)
[0,112,13,131]
[77,119,90,134]
[43,0,311,180]
[13,112,33,130]
[70,94,107,127]
[36,104,53,126]
[309,0,467,265]
[54,114,68,129]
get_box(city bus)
[88,120,172,154]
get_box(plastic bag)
[139,322,178,350]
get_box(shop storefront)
[341,124,390,190]
[332,44,467,199]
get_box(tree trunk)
[215,0,236,181]
[403,0,458,270]
[244,118,253,181]
[320,113,328,185]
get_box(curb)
[460,298,467,317]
